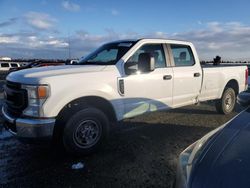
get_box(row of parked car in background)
[0,61,23,71]
[0,59,79,80]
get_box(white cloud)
[172,21,250,60]
[0,33,68,48]
[0,32,69,59]
[40,39,68,48]
[197,21,202,25]
[62,1,80,12]
[25,12,56,30]
[151,31,167,38]
[0,35,19,43]
[1,21,250,60]
[111,9,119,16]
[207,21,223,32]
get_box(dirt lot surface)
[0,98,244,188]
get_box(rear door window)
[170,45,195,66]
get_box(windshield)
[78,41,136,65]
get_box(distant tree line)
[201,60,250,65]
[201,56,250,65]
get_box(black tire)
[62,107,109,155]
[215,87,236,114]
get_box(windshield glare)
[78,42,135,65]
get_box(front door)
[121,43,173,118]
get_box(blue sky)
[1,0,250,60]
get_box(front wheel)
[215,87,236,114]
[62,107,109,155]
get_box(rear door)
[121,43,173,118]
[169,44,202,107]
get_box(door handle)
[194,72,201,77]
[163,75,172,80]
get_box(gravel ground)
[0,98,244,188]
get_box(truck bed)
[199,64,247,102]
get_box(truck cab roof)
[107,38,193,46]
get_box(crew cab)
[2,38,248,154]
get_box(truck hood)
[7,65,106,84]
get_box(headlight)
[22,85,50,117]
[177,126,223,187]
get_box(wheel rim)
[224,92,235,111]
[73,119,101,149]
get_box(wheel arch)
[221,79,239,98]
[53,96,117,140]
[57,96,117,122]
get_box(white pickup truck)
[2,38,248,154]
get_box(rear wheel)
[215,87,236,114]
[62,107,109,155]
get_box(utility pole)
[68,31,71,60]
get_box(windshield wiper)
[78,62,104,65]
[78,60,116,65]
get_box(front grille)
[6,81,21,89]
[4,81,28,117]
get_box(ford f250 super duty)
[2,38,248,154]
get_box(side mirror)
[124,53,155,75]
[138,53,155,73]
[237,92,250,107]
[124,61,137,75]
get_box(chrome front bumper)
[2,106,55,140]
